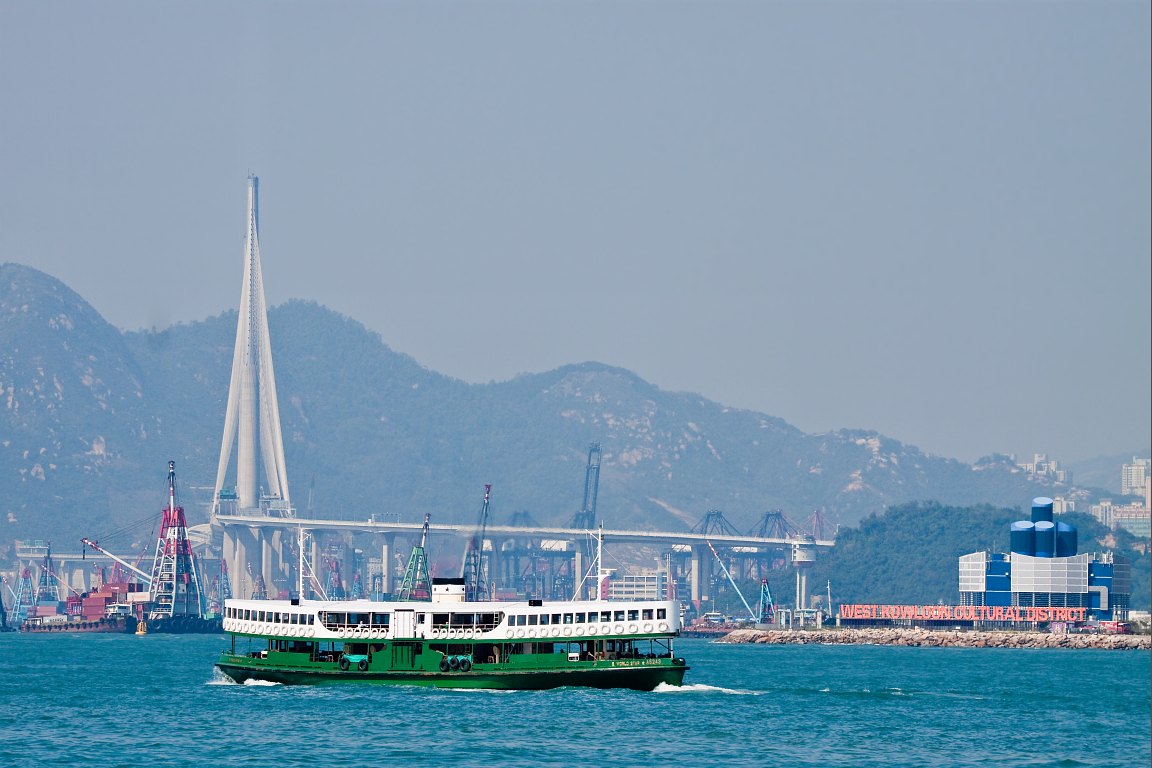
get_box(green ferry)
[215,579,688,690]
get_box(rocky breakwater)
[718,627,1151,650]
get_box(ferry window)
[563,614,573,624]
[614,611,625,622]
[657,609,667,620]
[528,615,538,626]
[552,614,562,624]
[600,611,611,622]
[308,615,315,625]
[417,614,425,623]
[627,610,638,622]
[433,613,450,627]
[243,610,251,620]
[575,612,586,623]
[540,615,550,626]
[642,609,653,620]
[372,613,390,626]
[258,611,266,622]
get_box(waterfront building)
[959,497,1129,621]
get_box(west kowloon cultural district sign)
[839,604,1090,623]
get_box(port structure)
[397,514,433,601]
[147,462,205,621]
[461,484,493,602]
[7,567,35,624]
[35,543,62,607]
[568,444,602,599]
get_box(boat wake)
[205,669,281,687]
[653,682,759,695]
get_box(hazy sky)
[2,2,1148,464]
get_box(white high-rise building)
[1121,457,1149,497]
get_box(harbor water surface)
[1,633,1147,767]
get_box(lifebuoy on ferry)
[527,629,537,638]
[516,629,525,639]
[563,627,572,637]
[627,623,638,634]
[575,627,585,636]
[643,622,653,633]
[551,627,560,638]
[506,629,514,639]
[613,624,624,635]
[658,622,669,632]
[307,628,315,638]
[588,626,598,636]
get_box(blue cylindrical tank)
[1031,497,1054,524]
[1055,521,1078,558]
[1010,520,1035,556]
[1034,520,1055,557]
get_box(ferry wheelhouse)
[215,579,688,690]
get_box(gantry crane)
[462,484,492,602]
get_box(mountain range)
[0,262,1112,557]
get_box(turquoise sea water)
[0,633,1147,768]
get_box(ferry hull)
[215,659,687,691]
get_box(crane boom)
[81,538,152,584]
[706,540,757,621]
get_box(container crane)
[758,578,776,625]
[462,484,492,602]
[398,514,432,601]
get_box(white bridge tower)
[212,174,292,519]
[213,175,296,598]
